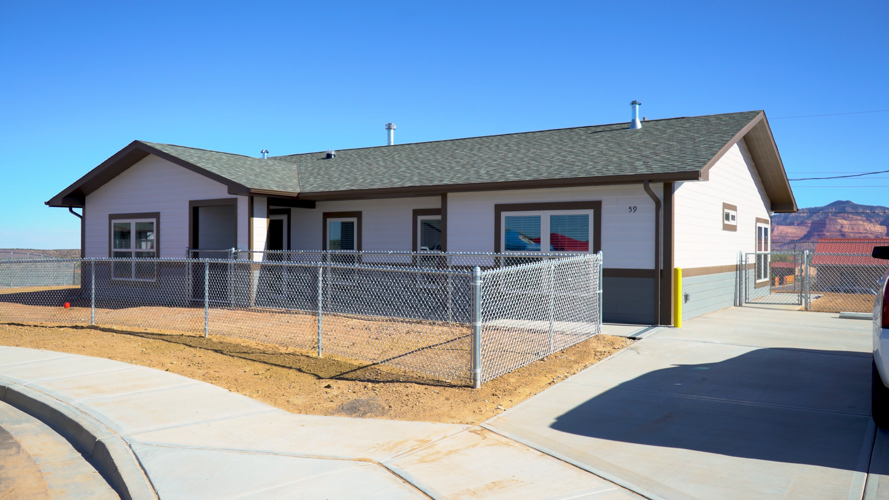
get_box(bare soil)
[0,323,631,425]
[808,292,875,313]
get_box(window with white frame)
[501,210,593,253]
[111,218,157,280]
[755,221,770,282]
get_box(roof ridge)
[139,141,266,161]
[270,110,763,159]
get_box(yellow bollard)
[674,268,682,328]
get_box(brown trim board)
[441,194,448,252]
[322,211,363,251]
[412,208,442,252]
[248,196,254,252]
[108,212,161,258]
[188,198,238,252]
[662,183,674,325]
[723,202,738,232]
[493,201,602,253]
[298,172,701,202]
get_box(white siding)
[674,138,771,268]
[84,155,247,258]
[290,197,441,251]
[447,185,661,269]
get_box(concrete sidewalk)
[0,346,640,500]
[485,307,882,500]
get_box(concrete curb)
[0,382,157,500]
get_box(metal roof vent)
[630,100,642,129]
[326,149,336,159]
[386,123,396,145]
[260,149,269,159]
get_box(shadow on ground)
[551,347,873,471]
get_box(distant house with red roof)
[811,238,889,293]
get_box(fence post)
[204,260,209,338]
[804,250,810,311]
[471,266,482,389]
[597,251,604,328]
[317,265,324,358]
[547,263,556,354]
[739,251,744,307]
[90,259,95,326]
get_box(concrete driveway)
[484,306,881,500]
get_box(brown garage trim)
[296,173,701,202]
[248,196,254,253]
[755,279,770,289]
[441,194,448,252]
[723,202,738,232]
[188,198,238,253]
[662,183,674,325]
[412,209,442,252]
[269,208,292,250]
[494,201,602,253]
[80,206,86,258]
[683,264,741,277]
[322,212,362,251]
[108,212,161,258]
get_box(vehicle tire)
[873,361,889,428]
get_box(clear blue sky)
[1,1,886,249]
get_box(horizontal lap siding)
[84,156,245,258]
[447,185,661,269]
[674,138,771,270]
[290,197,441,251]
[681,271,738,321]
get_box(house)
[811,238,889,293]
[46,108,797,325]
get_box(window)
[501,211,593,253]
[110,217,157,280]
[755,220,770,282]
[417,216,442,251]
[323,213,361,283]
[723,203,738,231]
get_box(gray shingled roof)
[269,111,762,193]
[141,142,301,193]
[52,111,761,205]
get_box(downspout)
[643,180,661,325]
[68,207,84,259]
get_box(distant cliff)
[772,200,889,241]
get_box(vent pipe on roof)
[630,101,642,129]
[260,149,269,159]
[386,123,396,145]
[326,149,336,159]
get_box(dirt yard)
[808,292,876,313]
[0,323,631,425]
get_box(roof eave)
[700,111,798,213]
[296,171,702,201]
[45,141,252,208]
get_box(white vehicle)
[872,246,889,427]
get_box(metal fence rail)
[0,252,603,387]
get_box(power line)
[789,169,889,181]
[772,109,889,120]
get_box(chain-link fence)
[0,252,602,387]
[743,249,889,313]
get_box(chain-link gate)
[744,251,805,306]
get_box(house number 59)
[628,206,637,213]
